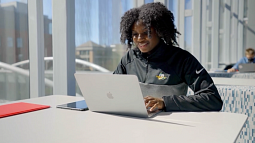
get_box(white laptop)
[74,73,161,118]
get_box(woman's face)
[131,21,160,53]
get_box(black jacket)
[113,41,223,112]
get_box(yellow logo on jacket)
[156,72,167,80]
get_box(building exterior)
[0,1,52,65]
[0,2,29,64]
[76,41,126,71]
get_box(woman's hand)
[144,96,165,112]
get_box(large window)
[73,0,136,95]
[74,0,135,72]
[7,37,14,48]
[17,37,23,48]
[2,0,254,99]
[0,0,29,102]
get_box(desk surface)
[0,95,247,143]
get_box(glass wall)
[2,0,254,98]
[74,0,135,72]
[0,0,29,102]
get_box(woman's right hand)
[144,96,165,112]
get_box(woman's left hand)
[144,96,165,112]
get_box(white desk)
[0,95,247,143]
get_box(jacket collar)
[244,57,255,63]
[135,40,168,62]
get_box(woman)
[113,2,223,112]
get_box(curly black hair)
[120,2,180,49]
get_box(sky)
[0,0,191,47]
[43,0,52,19]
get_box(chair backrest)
[223,63,235,70]
[187,85,255,143]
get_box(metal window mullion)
[211,0,220,69]
[206,0,210,24]
[132,0,137,7]
[184,9,193,17]
[201,0,207,68]
[165,0,169,8]
[28,0,45,98]
[178,0,185,49]
[52,0,75,96]
[206,0,212,68]
[192,0,201,61]
[231,0,238,63]
[237,0,244,59]
[246,0,255,49]
[137,0,144,7]
[224,0,231,64]
[154,0,165,4]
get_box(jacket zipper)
[143,57,149,82]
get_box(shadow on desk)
[94,112,194,127]
[156,112,172,116]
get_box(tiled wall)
[209,73,255,79]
